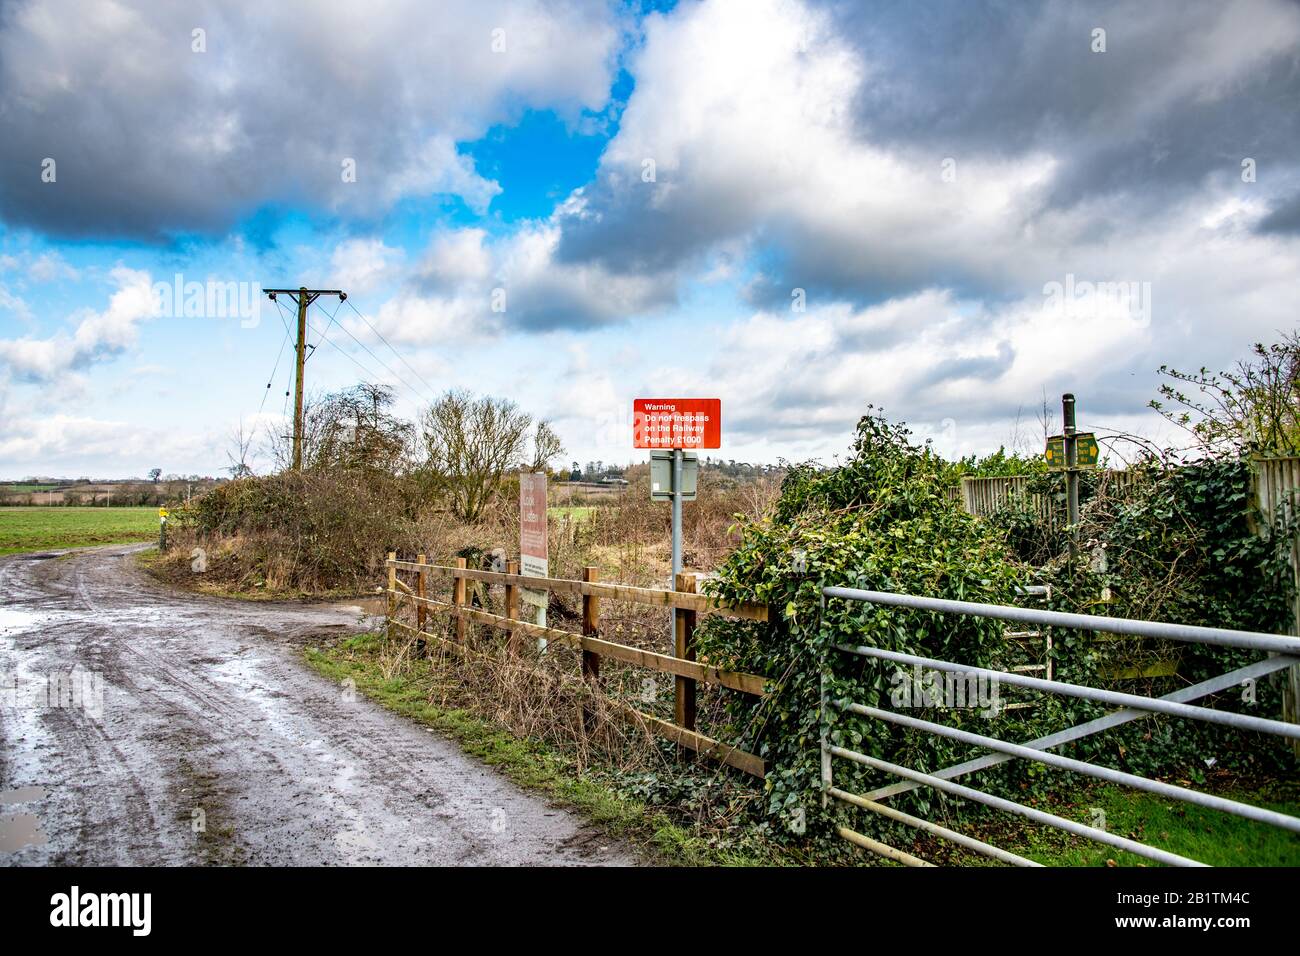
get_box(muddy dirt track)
[0,545,639,866]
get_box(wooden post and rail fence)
[383,553,773,778]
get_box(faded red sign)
[633,398,722,449]
[519,472,548,611]
[519,472,548,565]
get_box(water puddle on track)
[0,606,45,635]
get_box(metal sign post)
[634,399,722,647]
[1063,393,1079,553]
[1045,396,1100,563]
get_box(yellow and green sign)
[1044,433,1099,470]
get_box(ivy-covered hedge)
[698,415,1063,833]
[698,413,1296,841]
[1039,456,1297,779]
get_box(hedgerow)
[697,413,1066,834]
[1037,456,1297,779]
[698,411,1297,842]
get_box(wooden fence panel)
[389,560,768,622]
[674,572,698,732]
[384,558,770,778]
[1253,456,1300,749]
[959,475,1060,530]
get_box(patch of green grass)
[303,632,779,866]
[0,506,158,556]
[954,779,1300,867]
[548,505,595,522]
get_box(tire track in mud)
[1,545,640,866]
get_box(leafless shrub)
[421,390,557,523]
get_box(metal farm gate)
[817,587,1300,867]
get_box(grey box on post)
[650,449,698,501]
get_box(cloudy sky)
[1,0,1298,478]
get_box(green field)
[0,506,159,556]
[549,505,595,521]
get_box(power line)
[343,297,439,402]
[304,315,392,391]
[272,297,299,418]
[262,287,347,470]
[309,305,431,403]
[256,322,293,417]
[272,295,293,338]
[255,289,437,460]
[308,295,345,360]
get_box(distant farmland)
[0,506,158,556]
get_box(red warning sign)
[633,398,722,449]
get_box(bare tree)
[1150,332,1300,457]
[1035,388,1055,443]
[530,419,565,472]
[227,420,255,478]
[420,389,533,522]
[266,384,413,474]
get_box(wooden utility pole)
[674,571,698,732]
[262,287,346,470]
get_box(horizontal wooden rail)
[389,590,770,697]
[633,711,766,778]
[387,605,767,778]
[386,559,768,623]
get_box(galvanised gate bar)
[818,586,1300,867]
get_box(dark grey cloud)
[1259,190,1300,234]
[556,169,761,273]
[0,0,621,241]
[504,266,678,331]
[831,0,1300,208]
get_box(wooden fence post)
[386,551,397,636]
[674,572,697,732]
[505,559,520,653]
[582,566,601,732]
[453,556,468,644]
[415,553,427,636]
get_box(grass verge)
[303,631,799,866]
[878,776,1299,867]
[996,779,1300,866]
